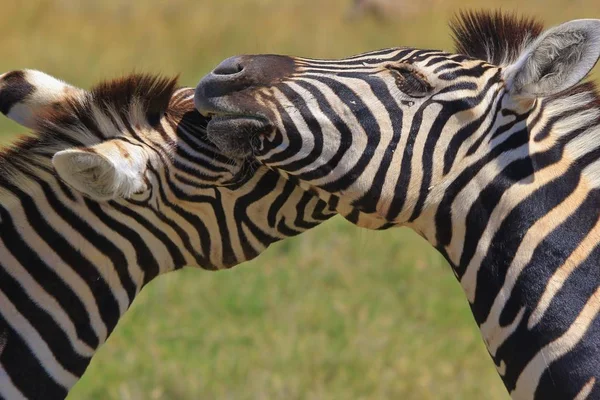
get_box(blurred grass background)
[1,0,599,398]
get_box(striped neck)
[0,71,336,399]
[412,83,600,398]
[190,10,600,398]
[0,134,186,398]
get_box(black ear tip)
[0,70,35,115]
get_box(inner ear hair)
[52,138,150,201]
[505,19,600,98]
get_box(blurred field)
[1,0,599,398]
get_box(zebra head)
[0,70,336,272]
[195,12,600,228]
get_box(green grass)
[70,221,505,400]
[1,1,599,398]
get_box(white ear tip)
[568,19,600,28]
[568,19,600,42]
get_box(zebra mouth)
[194,74,275,159]
[204,114,272,159]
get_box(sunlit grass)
[1,1,599,398]
[70,220,506,400]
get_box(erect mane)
[88,74,179,125]
[450,10,544,66]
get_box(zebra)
[0,69,343,400]
[195,11,600,399]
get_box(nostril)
[212,57,245,76]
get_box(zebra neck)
[0,150,182,398]
[420,89,600,396]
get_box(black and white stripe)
[0,70,335,399]
[195,11,600,399]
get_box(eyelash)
[387,65,432,97]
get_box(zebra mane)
[88,74,179,125]
[40,73,180,130]
[450,10,544,66]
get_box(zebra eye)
[387,64,431,97]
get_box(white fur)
[52,139,149,201]
[5,69,84,129]
[504,19,600,98]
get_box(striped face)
[196,15,600,232]
[195,49,504,226]
[195,12,600,399]
[0,71,339,399]
[0,70,335,273]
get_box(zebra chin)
[204,114,271,159]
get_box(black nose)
[212,56,245,76]
[195,55,296,115]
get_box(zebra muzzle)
[205,114,271,159]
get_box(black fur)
[0,71,36,115]
[450,10,544,65]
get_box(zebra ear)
[0,70,85,130]
[52,139,149,201]
[503,19,600,98]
